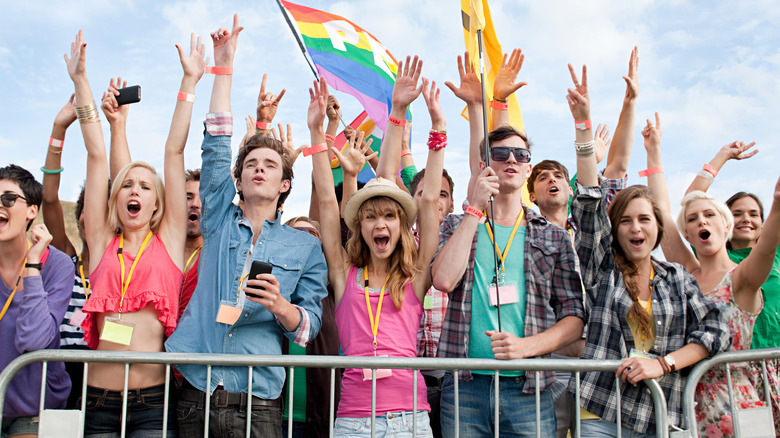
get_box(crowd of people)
[2,12,780,438]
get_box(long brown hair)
[607,185,665,341]
[346,196,419,309]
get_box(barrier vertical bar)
[38,361,47,414]
[726,365,737,437]
[287,366,294,438]
[204,365,211,438]
[247,366,253,438]
[575,371,581,438]
[121,363,129,438]
[81,363,88,434]
[329,368,335,438]
[454,370,459,438]
[494,370,499,438]
[535,371,541,438]
[413,368,418,437]
[371,369,377,437]
[162,365,170,438]
[615,375,621,438]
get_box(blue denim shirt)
[166,118,327,398]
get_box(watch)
[25,262,43,270]
[663,354,676,373]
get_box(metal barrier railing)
[0,350,670,438]
[681,347,780,438]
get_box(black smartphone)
[116,85,141,106]
[245,261,273,297]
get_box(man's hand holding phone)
[244,261,290,316]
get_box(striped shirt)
[59,255,89,349]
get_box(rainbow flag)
[280,1,402,133]
[330,111,382,185]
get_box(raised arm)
[325,95,341,159]
[399,121,417,189]
[603,46,638,179]
[255,73,286,137]
[308,78,349,299]
[334,134,376,217]
[445,52,484,179]
[158,33,208,269]
[685,141,758,195]
[101,77,131,181]
[65,30,111,271]
[491,49,526,130]
[41,95,78,257]
[377,56,423,180]
[567,64,597,187]
[209,14,243,114]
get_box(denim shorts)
[334,411,433,437]
[82,384,177,437]
[1,415,39,437]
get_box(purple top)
[0,245,73,418]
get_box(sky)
[1,0,778,222]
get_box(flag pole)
[477,29,502,332]
[276,0,348,129]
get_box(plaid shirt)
[434,207,585,393]
[570,180,730,435]
[417,287,449,358]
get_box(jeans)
[1,416,39,437]
[440,373,556,437]
[334,411,433,438]
[580,419,654,438]
[176,398,282,438]
[83,384,177,437]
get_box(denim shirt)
[165,115,327,399]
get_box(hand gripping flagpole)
[477,29,502,333]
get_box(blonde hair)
[107,161,165,234]
[676,191,733,242]
[346,196,419,310]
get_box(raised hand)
[422,78,446,130]
[623,46,639,101]
[256,74,286,123]
[53,94,77,129]
[641,113,662,153]
[470,167,499,211]
[239,115,257,150]
[176,33,209,81]
[27,224,53,264]
[333,131,377,178]
[493,48,527,101]
[594,123,611,164]
[326,95,341,123]
[307,78,329,130]
[271,123,305,166]
[211,13,244,67]
[101,77,129,126]
[391,55,423,109]
[566,64,589,122]
[718,140,758,162]
[64,30,87,81]
[445,52,483,105]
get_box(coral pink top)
[81,233,183,350]
[335,265,429,417]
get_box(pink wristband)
[48,137,63,148]
[575,119,592,130]
[400,149,411,157]
[702,163,718,177]
[325,134,336,143]
[303,142,328,157]
[491,100,509,110]
[205,66,233,75]
[465,205,484,220]
[256,121,272,130]
[177,91,195,102]
[388,115,406,127]
[638,166,664,177]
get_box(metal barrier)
[0,350,671,438]
[682,347,780,438]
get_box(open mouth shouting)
[0,211,8,230]
[127,200,141,217]
[629,237,645,249]
[373,234,390,251]
[188,210,200,225]
[698,229,711,242]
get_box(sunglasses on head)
[490,146,531,163]
[0,193,27,208]
[294,226,320,239]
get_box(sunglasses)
[0,193,27,208]
[294,226,320,239]
[490,146,531,163]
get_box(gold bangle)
[75,101,100,124]
[430,128,447,134]
[492,97,507,103]
[48,148,62,155]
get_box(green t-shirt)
[283,342,307,423]
[729,245,780,349]
[469,223,527,376]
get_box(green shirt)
[283,343,307,423]
[729,245,780,349]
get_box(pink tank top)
[335,265,430,417]
[81,233,183,350]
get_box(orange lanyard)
[0,241,30,322]
[78,253,91,298]
[184,245,202,273]
[117,232,153,314]
[364,267,389,353]
[483,208,524,275]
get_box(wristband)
[41,167,64,174]
[205,66,233,75]
[400,149,412,157]
[574,140,596,156]
[574,119,592,130]
[256,121,272,130]
[638,166,663,177]
[325,134,336,143]
[303,142,328,157]
[492,96,507,103]
[702,163,718,177]
[697,169,715,183]
[48,137,63,148]
[388,115,406,127]
[177,91,195,102]
[491,100,508,110]
[465,205,484,220]
[47,148,62,155]
[24,263,43,270]
[427,131,447,151]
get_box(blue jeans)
[580,419,654,438]
[334,411,433,437]
[83,384,177,437]
[176,396,282,438]
[440,373,556,437]
[1,416,39,437]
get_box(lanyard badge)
[361,267,392,381]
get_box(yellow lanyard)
[638,266,656,352]
[78,253,91,298]
[117,232,153,314]
[483,208,524,274]
[0,242,30,322]
[363,267,389,352]
[184,245,202,273]
[568,226,575,248]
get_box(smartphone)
[116,85,141,106]
[245,260,273,297]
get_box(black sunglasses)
[0,193,27,208]
[490,146,531,163]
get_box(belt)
[179,382,281,409]
[423,374,444,389]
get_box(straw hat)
[342,177,417,227]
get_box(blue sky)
[1,0,778,220]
